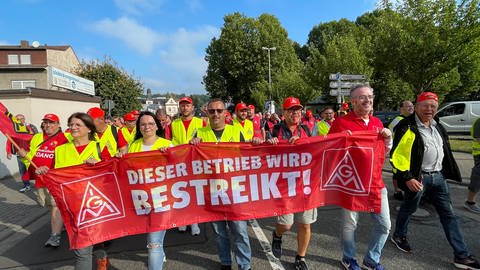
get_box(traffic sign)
[329,81,357,89]
[329,73,366,81]
[329,89,351,96]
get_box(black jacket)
[390,114,461,191]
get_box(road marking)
[249,219,285,270]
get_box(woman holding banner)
[128,111,172,270]
[36,112,111,270]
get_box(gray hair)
[349,83,373,98]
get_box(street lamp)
[262,46,276,113]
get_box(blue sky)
[1,0,377,95]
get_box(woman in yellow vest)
[128,111,172,270]
[36,112,111,270]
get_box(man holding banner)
[190,98,261,270]
[267,96,315,270]
[19,113,68,247]
[329,84,392,270]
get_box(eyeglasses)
[140,122,156,128]
[207,109,224,114]
[354,95,375,101]
[68,123,86,128]
[285,108,301,113]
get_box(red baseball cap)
[42,113,59,122]
[179,96,193,104]
[235,102,248,111]
[416,92,439,103]
[248,104,255,111]
[283,97,303,110]
[342,102,349,110]
[124,113,136,121]
[87,107,105,119]
[130,110,140,115]
[306,110,313,117]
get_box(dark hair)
[207,98,226,108]
[68,112,97,141]
[320,106,334,114]
[134,111,165,141]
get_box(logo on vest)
[321,147,373,195]
[77,182,123,228]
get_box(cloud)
[186,0,202,13]
[0,40,10,45]
[113,0,164,15]
[154,26,219,94]
[90,17,165,55]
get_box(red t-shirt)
[328,111,385,188]
[26,132,69,186]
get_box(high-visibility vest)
[472,118,480,156]
[316,120,331,136]
[388,115,405,131]
[232,118,253,141]
[171,117,204,145]
[95,125,118,157]
[54,141,101,169]
[120,127,136,145]
[128,137,172,153]
[390,127,416,172]
[196,125,241,143]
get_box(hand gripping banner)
[42,131,386,249]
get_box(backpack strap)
[96,142,102,161]
[111,125,118,142]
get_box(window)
[8,55,19,65]
[11,80,36,89]
[20,55,31,65]
[7,54,31,65]
[437,103,465,117]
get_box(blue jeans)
[211,221,251,270]
[74,246,92,270]
[342,187,391,265]
[147,230,166,270]
[394,172,469,258]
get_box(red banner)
[0,102,33,149]
[42,131,386,249]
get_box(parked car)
[436,101,480,134]
[373,111,399,127]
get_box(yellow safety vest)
[196,125,241,143]
[22,133,45,169]
[472,118,480,156]
[120,127,136,145]
[233,118,254,141]
[390,127,416,172]
[171,117,204,145]
[95,125,118,157]
[54,141,101,169]
[316,121,331,136]
[128,137,172,153]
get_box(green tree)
[203,13,312,110]
[77,57,143,116]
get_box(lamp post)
[262,46,276,113]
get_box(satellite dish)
[32,41,40,48]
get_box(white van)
[436,101,480,134]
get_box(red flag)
[42,131,385,249]
[0,102,34,150]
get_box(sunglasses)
[207,109,224,114]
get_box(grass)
[449,139,472,153]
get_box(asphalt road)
[1,162,479,269]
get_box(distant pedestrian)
[5,113,38,192]
[464,117,480,213]
[388,100,414,200]
[390,92,480,270]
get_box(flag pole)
[4,134,38,169]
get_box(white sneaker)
[191,223,200,236]
[178,226,187,232]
